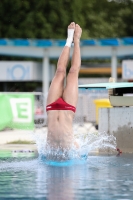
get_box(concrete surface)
[99,107,133,153]
[0,129,34,144]
[0,128,47,145]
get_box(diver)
[46,22,82,152]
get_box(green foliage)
[0,0,133,39]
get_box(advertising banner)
[0,61,42,81]
[122,60,133,80]
[0,94,34,130]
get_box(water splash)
[32,123,117,162]
[0,125,117,169]
[74,131,117,156]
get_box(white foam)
[32,123,117,160]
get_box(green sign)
[0,94,34,130]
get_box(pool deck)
[0,128,47,152]
[0,129,34,144]
[0,144,37,151]
[0,128,47,146]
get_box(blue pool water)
[0,154,133,200]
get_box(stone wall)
[99,107,133,153]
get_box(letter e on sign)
[10,98,32,123]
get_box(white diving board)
[78,82,133,89]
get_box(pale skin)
[46,22,82,150]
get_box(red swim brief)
[46,98,76,113]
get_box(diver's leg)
[63,24,82,107]
[46,22,75,105]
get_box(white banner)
[0,61,42,81]
[122,60,133,80]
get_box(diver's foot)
[68,22,75,30]
[74,24,82,44]
[65,22,75,47]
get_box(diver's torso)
[46,110,74,149]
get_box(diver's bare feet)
[74,24,82,43]
[68,22,75,30]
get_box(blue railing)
[0,38,133,47]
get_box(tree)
[0,0,133,39]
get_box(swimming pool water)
[0,154,133,200]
